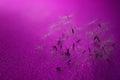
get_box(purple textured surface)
[0,0,120,80]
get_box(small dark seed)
[94,35,100,42]
[56,67,61,71]
[52,45,57,51]
[82,50,86,54]
[65,49,70,56]
[67,59,71,65]
[71,28,74,34]
[88,48,91,53]
[106,58,110,63]
[98,24,101,28]
[76,39,81,43]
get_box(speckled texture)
[0,0,120,80]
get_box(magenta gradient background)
[0,0,120,80]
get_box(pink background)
[0,0,120,80]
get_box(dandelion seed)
[67,59,72,65]
[56,67,61,72]
[71,28,75,34]
[106,58,110,63]
[52,45,57,51]
[65,49,70,56]
[94,35,100,42]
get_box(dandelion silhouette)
[38,15,115,72]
